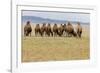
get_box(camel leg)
[29,32,31,37]
[79,33,81,38]
[51,31,53,37]
[35,31,37,37]
[48,32,50,37]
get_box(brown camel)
[46,23,53,36]
[40,23,47,36]
[53,23,58,37]
[35,24,41,36]
[76,22,82,38]
[57,24,64,36]
[66,22,75,37]
[24,21,32,37]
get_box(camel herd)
[24,21,82,38]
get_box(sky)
[22,10,90,23]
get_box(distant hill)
[22,16,89,25]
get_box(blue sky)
[22,10,90,23]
